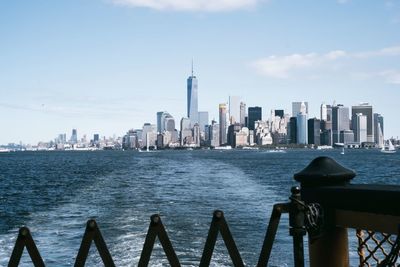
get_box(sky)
[0,0,399,144]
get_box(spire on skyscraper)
[191,58,194,77]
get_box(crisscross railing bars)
[5,203,299,267]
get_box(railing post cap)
[294,156,356,186]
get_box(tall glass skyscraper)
[219,103,227,145]
[248,106,262,130]
[187,65,198,125]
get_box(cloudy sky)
[0,0,399,144]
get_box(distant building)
[193,123,201,147]
[296,112,308,145]
[292,102,309,117]
[374,113,384,145]
[352,103,374,143]
[353,113,367,144]
[180,117,192,146]
[332,104,350,144]
[209,120,220,147]
[340,130,354,145]
[240,102,246,126]
[227,123,241,146]
[93,134,99,143]
[234,127,249,147]
[274,109,284,119]
[248,106,262,130]
[198,111,209,133]
[219,104,228,145]
[320,103,327,121]
[70,129,78,144]
[187,65,198,125]
[308,118,321,145]
[142,123,157,148]
[289,117,297,144]
[229,96,241,125]
[156,111,165,133]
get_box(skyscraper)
[198,111,209,133]
[187,63,198,125]
[296,112,308,145]
[156,111,165,133]
[320,103,327,121]
[229,96,241,124]
[332,104,350,144]
[240,102,246,126]
[180,117,192,146]
[219,104,227,145]
[248,106,262,130]
[292,102,309,117]
[374,113,384,145]
[352,103,374,143]
[308,118,321,145]
[353,113,367,144]
[274,109,284,119]
[70,129,78,144]
[289,117,297,144]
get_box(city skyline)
[1,1,400,144]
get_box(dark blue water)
[0,149,399,266]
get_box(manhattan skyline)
[1,0,400,144]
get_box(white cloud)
[252,45,400,80]
[379,70,400,84]
[111,0,260,11]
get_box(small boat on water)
[340,147,345,155]
[381,140,396,154]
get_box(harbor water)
[0,149,399,266]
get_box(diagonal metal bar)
[74,220,115,267]
[200,210,244,267]
[138,214,181,267]
[199,211,220,267]
[8,227,45,267]
[257,203,290,267]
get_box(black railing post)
[289,186,306,267]
[294,156,356,267]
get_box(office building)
[296,113,308,145]
[227,123,241,146]
[248,106,262,130]
[219,103,228,145]
[187,64,198,124]
[352,103,374,143]
[374,113,384,145]
[289,117,297,144]
[332,105,350,144]
[209,120,220,147]
[193,123,201,147]
[340,130,354,145]
[70,129,78,144]
[275,109,284,119]
[353,113,367,144]
[198,111,209,133]
[229,96,241,124]
[180,117,192,146]
[308,118,321,145]
[292,102,309,117]
[156,111,165,133]
[240,102,246,126]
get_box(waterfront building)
[210,120,220,147]
[308,118,321,145]
[93,134,99,143]
[240,102,246,126]
[180,117,192,146]
[142,123,157,148]
[248,130,255,145]
[340,130,355,145]
[234,128,249,147]
[192,123,201,147]
[227,123,241,146]
[296,112,308,145]
[321,129,332,146]
[352,103,374,143]
[219,104,228,145]
[229,96,241,125]
[248,106,262,130]
[332,104,350,144]
[254,120,273,145]
[156,111,165,133]
[292,101,309,117]
[374,113,384,146]
[353,113,367,144]
[198,111,209,133]
[289,117,297,144]
[320,103,327,121]
[70,129,78,144]
[187,65,198,125]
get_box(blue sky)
[0,0,399,144]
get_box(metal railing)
[4,156,400,266]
